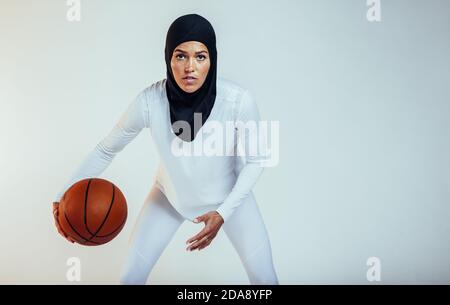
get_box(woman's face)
[171,41,211,93]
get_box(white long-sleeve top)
[55,77,269,222]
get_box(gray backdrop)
[0,0,449,284]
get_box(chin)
[182,86,200,93]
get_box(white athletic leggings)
[119,185,279,285]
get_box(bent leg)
[120,185,185,284]
[222,192,279,285]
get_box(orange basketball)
[58,178,127,246]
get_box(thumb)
[193,214,207,223]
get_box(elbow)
[95,142,117,160]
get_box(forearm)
[216,163,264,222]
[54,142,117,202]
[54,90,149,202]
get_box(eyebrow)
[173,49,208,54]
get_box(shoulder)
[132,79,168,112]
[216,77,249,102]
[216,77,259,121]
[218,77,257,109]
[138,79,166,100]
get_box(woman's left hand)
[186,211,224,251]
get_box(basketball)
[58,178,127,246]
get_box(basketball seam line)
[84,179,95,236]
[64,212,101,245]
[86,184,116,242]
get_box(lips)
[182,76,197,85]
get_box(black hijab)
[164,14,217,142]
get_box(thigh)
[222,192,272,262]
[222,193,278,284]
[128,185,185,258]
[120,185,185,284]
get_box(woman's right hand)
[53,202,75,243]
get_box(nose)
[185,58,195,72]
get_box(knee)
[119,249,151,285]
[247,263,279,285]
[252,273,279,285]
[119,264,148,285]
[119,267,149,285]
[241,241,279,285]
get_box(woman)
[52,14,279,285]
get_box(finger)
[193,215,206,223]
[187,231,211,246]
[56,224,69,239]
[196,235,213,251]
[188,235,210,251]
[186,227,211,245]
[64,234,74,244]
[199,233,217,250]
[55,220,63,232]
[187,236,205,251]
[58,228,68,238]
[54,216,70,240]
[61,229,74,242]
[198,240,212,251]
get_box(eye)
[197,55,206,60]
[175,54,185,60]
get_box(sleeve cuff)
[216,206,231,223]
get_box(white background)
[0,0,449,284]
